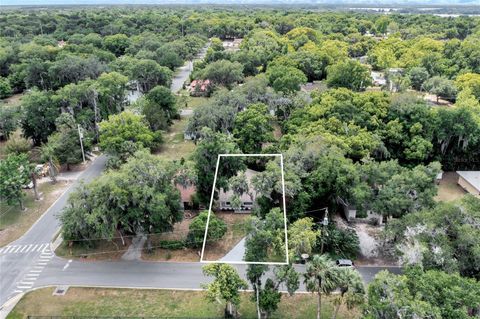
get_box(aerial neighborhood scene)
[0,0,480,318]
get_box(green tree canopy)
[21,89,59,146]
[61,151,182,243]
[199,59,244,89]
[233,103,274,154]
[99,111,161,165]
[326,59,372,91]
[186,210,227,248]
[266,65,307,93]
[0,153,32,210]
[202,263,248,318]
[142,85,177,131]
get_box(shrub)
[5,137,31,155]
[158,240,185,250]
[186,211,227,248]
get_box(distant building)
[176,184,197,211]
[188,79,212,97]
[457,171,480,197]
[218,169,258,212]
[222,38,243,52]
[371,71,386,86]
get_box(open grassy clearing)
[154,94,209,161]
[1,93,24,107]
[0,180,70,247]
[176,90,209,110]
[143,212,250,262]
[8,287,360,319]
[154,115,196,161]
[435,171,466,202]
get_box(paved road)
[0,155,107,307]
[33,257,401,292]
[170,45,209,93]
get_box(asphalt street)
[0,155,107,306]
[34,257,401,292]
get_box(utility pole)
[319,208,329,254]
[78,124,86,164]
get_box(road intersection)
[0,153,401,313]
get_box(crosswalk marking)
[0,243,50,255]
[10,244,56,296]
[26,273,40,277]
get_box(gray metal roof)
[457,171,480,191]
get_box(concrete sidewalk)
[219,237,246,262]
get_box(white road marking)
[13,246,22,253]
[37,262,48,265]
[31,269,43,273]
[33,266,44,269]
[17,285,33,289]
[20,245,28,253]
[5,246,15,253]
[63,259,73,271]
[14,290,23,293]
[25,244,33,252]
[26,273,40,277]
[0,247,4,254]
[31,244,39,252]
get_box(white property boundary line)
[200,154,289,265]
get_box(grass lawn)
[55,236,133,261]
[1,93,24,107]
[435,171,466,202]
[155,115,196,161]
[155,93,208,161]
[143,212,250,262]
[0,181,70,247]
[176,90,209,110]
[8,287,360,319]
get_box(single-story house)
[340,204,384,224]
[457,171,480,197]
[188,79,213,97]
[371,71,386,86]
[176,184,197,210]
[222,38,243,51]
[218,169,258,212]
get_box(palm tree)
[39,143,59,184]
[304,255,341,319]
[331,268,365,319]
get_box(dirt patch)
[56,236,133,261]
[353,223,398,266]
[435,171,466,202]
[202,213,251,261]
[142,212,250,262]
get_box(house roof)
[176,184,196,202]
[457,171,480,191]
[218,169,258,203]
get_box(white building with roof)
[456,171,480,197]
